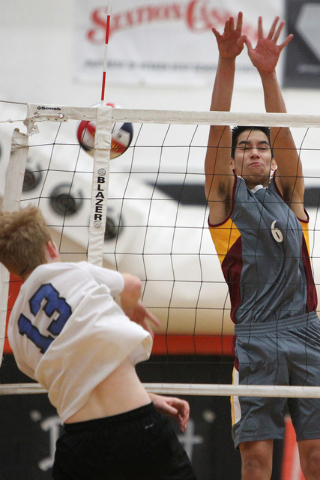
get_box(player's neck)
[244,176,270,190]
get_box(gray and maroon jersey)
[209,176,317,325]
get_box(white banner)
[75,0,285,88]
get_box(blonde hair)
[0,205,52,278]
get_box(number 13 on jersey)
[18,283,72,354]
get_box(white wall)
[1,0,320,114]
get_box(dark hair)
[231,126,273,159]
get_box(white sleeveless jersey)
[8,262,152,423]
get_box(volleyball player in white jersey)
[0,205,197,480]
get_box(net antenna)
[2,107,320,400]
[100,0,113,103]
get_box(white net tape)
[2,383,320,397]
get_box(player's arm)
[246,17,306,219]
[148,393,190,432]
[205,12,247,225]
[120,273,160,337]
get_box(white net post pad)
[88,106,112,266]
[0,129,29,365]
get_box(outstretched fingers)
[279,33,294,51]
[235,11,243,34]
[273,18,284,42]
[145,308,161,328]
[271,17,294,50]
[211,26,220,40]
[257,15,264,39]
[213,11,243,38]
[211,12,246,59]
[265,15,294,50]
[267,16,280,40]
[244,36,253,53]
[237,34,247,50]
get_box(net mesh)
[1,101,320,397]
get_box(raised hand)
[245,16,293,73]
[123,302,160,338]
[212,11,247,60]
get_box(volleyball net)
[1,101,320,397]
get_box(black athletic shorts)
[52,402,197,480]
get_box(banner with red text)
[75,0,284,88]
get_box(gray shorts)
[232,312,320,449]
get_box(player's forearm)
[260,68,300,186]
[120,273,142,310]
[210,57,236,112]
[259,70,287,114]
[206,57,234,189]
[259,69,294,148]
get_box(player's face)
[231,130,277,189]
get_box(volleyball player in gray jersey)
[205,12,320,480]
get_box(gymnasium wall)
[1,0,320,115]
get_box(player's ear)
[46,240,59,259]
